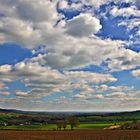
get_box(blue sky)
[0,0,140,111]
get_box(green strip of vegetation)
[0,121,135,130]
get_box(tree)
[56,121,62,130]
[68,116,78,130]
[62,120,67,130]
[56,120,67,130]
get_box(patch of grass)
[0,124,56,130]
[77,123,114,129]
[0,120,139,130]
[0,123,115,130]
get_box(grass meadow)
[0,123,117,130]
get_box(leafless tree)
[68,116,78,130]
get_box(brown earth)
[0,130,140,140]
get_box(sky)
[0,0,140,112]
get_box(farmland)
[0,130,140,140]
[0,123,115,130]
[0,109,140,139]
[0,109,140,127]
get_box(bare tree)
[62,120,67,130]
[56,120,67,130]
[56,121,62,130]
[68,116,78,130]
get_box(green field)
[78,123,114,129]
[0,121,132,130]
[0,124,55,130]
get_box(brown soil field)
[0,130,140,140]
